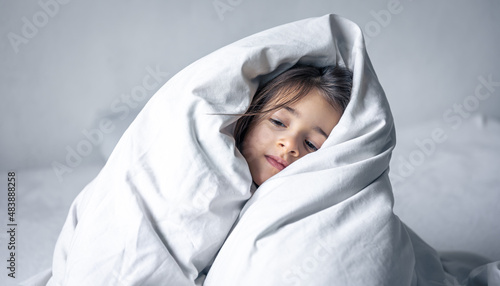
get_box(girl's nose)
[278,137,300,157]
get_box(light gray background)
[1,0,499,171]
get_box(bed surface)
[0,164,103,285]
[391,114,500,261]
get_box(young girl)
[234,64,353,187]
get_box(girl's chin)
[251,165,280,186]
[255,172,277,186]
[253,174,268,186]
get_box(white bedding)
[16,14,500,286]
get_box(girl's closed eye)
[305,140,318,152]
[269,118,286,127]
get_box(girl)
[234,64,353,187]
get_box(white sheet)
[23,14,500,286]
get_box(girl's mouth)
[265,155,287,171]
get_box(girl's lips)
[265,155,287,171]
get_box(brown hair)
[234,64,353,150]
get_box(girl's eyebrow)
[284,106,300,117]
[314,126,329,139]
[284,106,329,139]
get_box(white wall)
[1,0,499,171]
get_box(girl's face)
[241,89,342,186]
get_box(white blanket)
[26,14,499,286]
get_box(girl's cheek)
[259,124,275,140]
[241,133,260,160]
[243,144,257,159]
